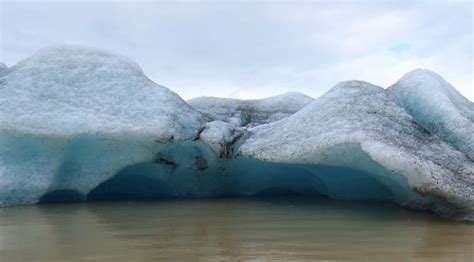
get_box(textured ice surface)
[187,93,312,157]
[238,81,474,217]
[389,69,474,160]
[0,46,205,205]
[0,46,472,219]
[188,92,314,127]
[0,62,8,77]
[196,121,246,157]
[0,46,204,137]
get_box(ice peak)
[401,68,442,79]
[32,45,133,62]
[389,68,472,106]
[13,45,144,77]
[328,80,384,96]
[270,91,313,99]
[391,68,455,93]
[389,68,474,161]
[0,45,205,138]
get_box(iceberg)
[0,46,472,220]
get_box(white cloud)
[0,1,472,100]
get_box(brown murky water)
[0,197,472,261]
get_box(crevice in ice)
[192,120,249,159]
[221,132,245,159]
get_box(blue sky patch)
[389,43,411,53]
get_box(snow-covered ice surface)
[0,46,472,220]
[0,46,205,205]
[389,69,474,161]
[239,81,474,219]
[188,92,314,127]
[0,46,204,137]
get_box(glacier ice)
[188,92,313,157]
[239,81,474,217]
[0,62,8,77]
[0,46,472,220]
[0,46,205,206]
[195,120,245,157]
[0,46,204,137]
[188,92,314,127]
[389,69,474,161]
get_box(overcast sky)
[1,0,472,100]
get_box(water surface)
[0,197,472,261]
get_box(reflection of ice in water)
[0,198,472,261]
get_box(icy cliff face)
[0,46,205,205]
[188,92,314,127]
[389,69,474,160]
[239,81,474,217]
[0,46,472,220]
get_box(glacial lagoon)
[1,197,472,261]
